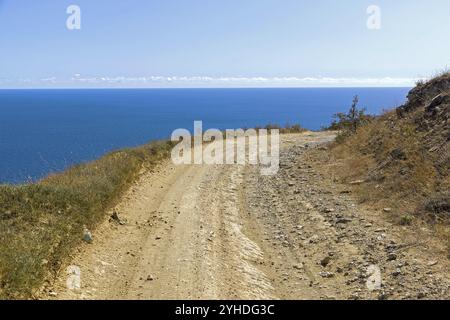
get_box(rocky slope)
[330,73,449,223]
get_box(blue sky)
[0,0,449,88]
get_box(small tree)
[329,95,369,133]
[348,95,363,133]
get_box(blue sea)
[0,88,410,184]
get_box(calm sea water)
[0,88,410,183]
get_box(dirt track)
[49,132,450,300]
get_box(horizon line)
[0,85,414,90]
[0,75,424,90]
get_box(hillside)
[0,141,174,299]
[325,73,449,251]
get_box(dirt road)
[49,132,450,300]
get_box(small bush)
[399,215,414,226]
[253,123,306,134]
[424,192,450,215]
[328,95,374,140]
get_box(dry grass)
[325,73,450,255]
[0,140,174,299]
[331,112,439,212]
[328,118,450,256]
[253,123,307,134]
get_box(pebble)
[320,256,331,267]
[319,271,335,278]
[336,217,352,224]
[392,269,402,277]
[293,263,304,270]
[387,253,397,261]
[83,227,93,243]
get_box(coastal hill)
[0,75,448,300]
[328,72,449,227]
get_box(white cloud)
[2,75,425,88]
[70,75,421,86]
[40,77,57,83]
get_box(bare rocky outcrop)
[398,72,450,115]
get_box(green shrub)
[328,95,374,138]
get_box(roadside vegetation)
[327,95,374,141]
[0,140,174,299]
[259,123,306,134]
[324,73,449,253]
[0,122,305,299]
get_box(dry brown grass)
[325,73,450,256]
[254,123,307,134]
[0,140,174,299]
[331,112,439,213]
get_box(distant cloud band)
[0,75,423,88]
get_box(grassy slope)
[326,73,449,251]
[0,140,174,299]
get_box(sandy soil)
[48,132,450,300]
